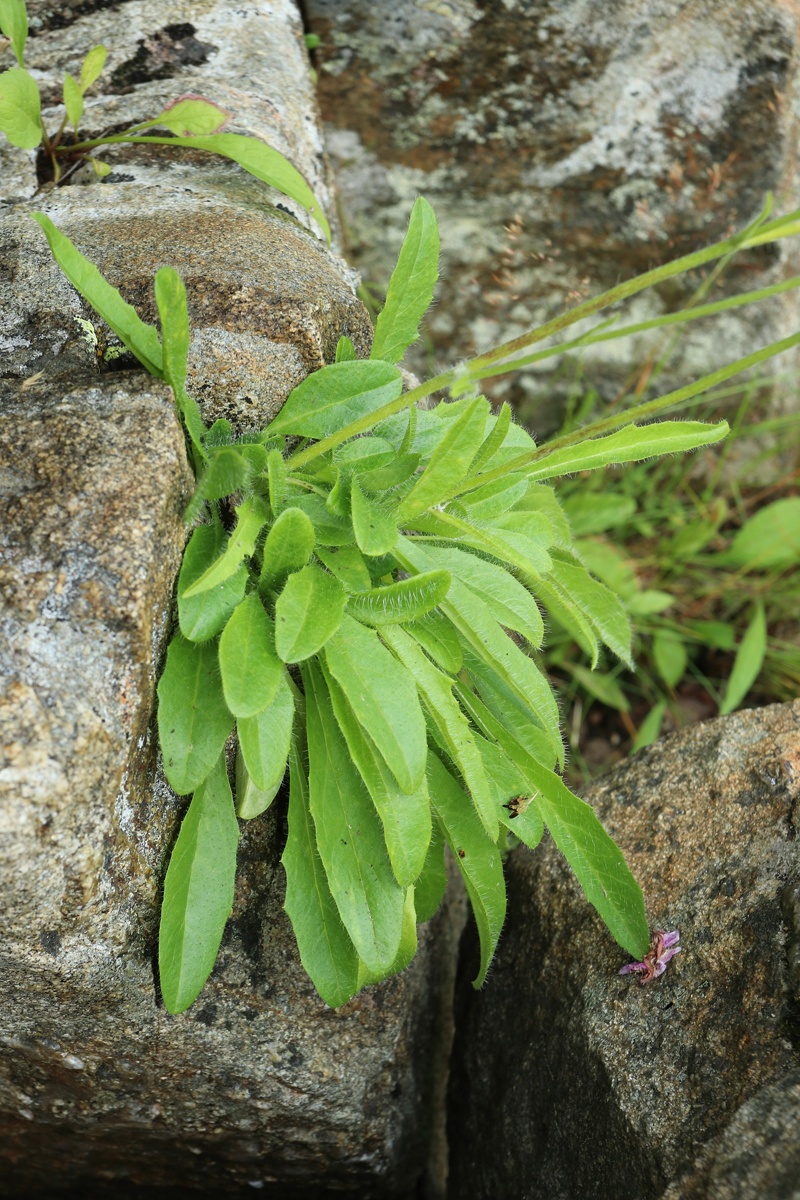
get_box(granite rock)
[446,702,800,1199]
[306,0,800,436]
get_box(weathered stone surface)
[1,0,372,431]
[446,702,800,1200]
[0,374,459,1197]
[306,0,800,433]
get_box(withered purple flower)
[619,929,681,984]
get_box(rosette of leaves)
[44,192,800,1015]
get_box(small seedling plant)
[32,192,800,1012]
[0,0,329,239]
[16,0,800,1012]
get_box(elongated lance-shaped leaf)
[406,611,463,675]
[457,687,649,959]
[427,751,506,987]
[267,448,287,516]
[157,635,235,795]
[116,133,330,242]
[396,537,563,765]
[719,496,800,571]
[143,95,230,136]
[463,647,556,769]
[458,473,528,521]
[414,819,448,922]
[549,550,633,667]
[282,723,360,1007]
[322,663,432,887]
[323,613,428,795]
[158,752,240,1014]
[396,396,489,521]
[178,523,248,643]
[467,402,513,476]
[291,492,355,546]
[529,572,600,666]
[154,266,207,457]
[351,477,398,556]
[268,360,403,439]
[31,214,163,373]
[63,73,83,130]
[218,592,282,718]
[381,624,498,841]
[260,506,315,591]
[371,196,440,364]
[410,508,553,579]
[519,420,729,483]
[420,544,544,647]
[182,497,268,597]
[357,886,418,987]
[274,563,346,662]
[236,670,294,809]
[336,335,356,362]
[302,662,405,973]
[720,601,767,715]
[346,569,450,627]
[0,0,28,66]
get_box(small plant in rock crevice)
[15,0,800,1014]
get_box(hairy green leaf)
[549,551,633,667]
[260,506,315,591]
[218,592,282,718]
[31,214,163,374]
[323,665,431,887]
[396,396,488,521]
[268,360,402,438]
[159,752,239,1014]
[720,601,767,715]
[323,613,427,795]
[411,509,552,579]
[346,569,450,626]
[182,497,268,597]
[316,544,372,593]
[397,536,563,764]
[157,635,234,795]
[351,477,398,556]
[335,335,356,362]
[467,402,512,476]
[427,751,506,988]
[421,544,543,646]
[282,727,360,1007]
[290,492,355,546]
[184,448,253,523]
[414,820,447,922]
[462,649,556,770]
[357,886,418,986]
[236,670,294,803]
[476,735,544,850]
[274,563,346,662]
[267,447,286,516]
[525,420,729,482]
[406,611,463,674]
[371,196,439,364]
[178,523,248,642]
[154,266,206,455]
[381,624,498,840]
[458,473,528,521]
[458,692,649,959]
[303,662,405,973]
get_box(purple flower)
[619,929,681,984]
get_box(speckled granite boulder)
[446,702,800,1200]
[306,0,800,433]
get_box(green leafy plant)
[30,171,800,1010]
[0,0,329,239]
[536,358,800,773]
